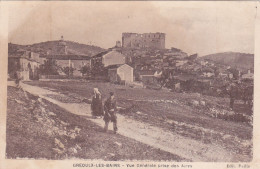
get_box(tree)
[158,69,174,88]
[63,66,75,77]
[39,59,59,75]
[91,64,105,76]
[79,65,91,76]
[228,68,239,80]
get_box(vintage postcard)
[0,1,260,169]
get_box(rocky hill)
[201,52,254,71]
[8,41,105,56]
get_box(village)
[8,33,253,97]
[6,32,254,161]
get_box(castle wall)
[122,33,165,49]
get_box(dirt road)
[19,82,246,162]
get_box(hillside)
[201,52,254,70]
[8,41,105,56]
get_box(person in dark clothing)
[14,71,20,88]
[91,88,104,118]
[103,92,118,133]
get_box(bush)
[39,59,59,75]
[62,66,75,77]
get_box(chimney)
[116,41,121,48]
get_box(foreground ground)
[7,80,253,161]
[6,86,184,160]
[24,80,253,161]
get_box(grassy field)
[25,80,253,160]
[6,86,185,160]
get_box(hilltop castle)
[122,32,165,49]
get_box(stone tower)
[122,32,165,49]
[58,35,68,54]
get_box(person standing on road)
[91,88,104,118]
[14,71,21,89]
[103,92,118,134]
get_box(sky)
[8,1,257,56]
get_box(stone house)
[242,69,254,80]
[91,49,126,78]
[91,50,126,68]
[138,70,162,84]
[8,50,44,80]
[41,37,91,77]
[107,64,134,84]
[44,55,91,76]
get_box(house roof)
[42,54,91,60]
[106,64,124,69]
[8,50,29,58]
[91,51,110,58]
[103,50,125,59]
[91,50,126,60]
[8,50,42,63]
[107,63,132,70]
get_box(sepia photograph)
[1,1,259,168]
